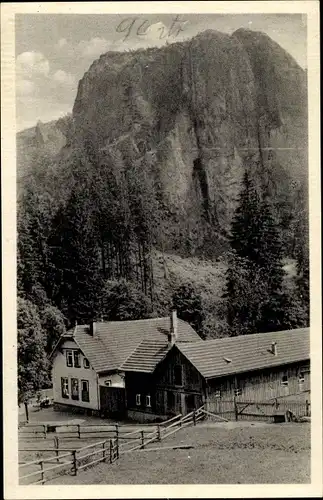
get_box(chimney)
[271,341,277,356]
[90,321,97,337]
[169,310,178,346]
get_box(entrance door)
[185,394,196,414]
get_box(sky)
[15,14,307,131]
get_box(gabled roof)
[176,328,310,379]
[51,317,201,374]
[122,339,170,373]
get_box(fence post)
[157,424,161,441]
[43,425,47,439]
[102,440,106,462]
[140,430,145,449]
[77,424,81,439]
[193,410,196,426]
[54,436,59,463]
[115,424,119,447]
[72,450,77,476]
[109,439,113,463]
[306,400,310,416]
[39,460,44,484]
[234,397,238,421]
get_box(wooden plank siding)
[125,346,310,422]
[206,361,310,412]
[125,347,206,418]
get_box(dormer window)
[83,358,90,369]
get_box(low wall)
[127,409,168,424]
[53,402,101,417]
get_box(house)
[49,312,201,417]
[122,326,310,422]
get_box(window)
[234,388,242,397]
[146,395,151,407]
[83,358,90,369]
[81,380,89,402]
[104,380,111,387]
[66,351,73,367]
[136,394,141,406]
[299,372,305,383]
[281,375,289,386]
[66,349,81,368]
[73,351,80,368]
[174,365,183,386]
[61,377,69,399]
[71,378,79,400]
[215,389,221,398]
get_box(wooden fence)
[19,407,205,485]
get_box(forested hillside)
[17,27,309,382]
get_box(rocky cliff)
[18,29,307,257]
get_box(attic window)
[83,358,90,369]
[215,389,221,398]
[298,372,305,384]
[66,350,73,367]
[281,375,289,386]
[234,388,242,397]
[174,365,183,386]
[73,351,81,368]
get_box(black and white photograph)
[1,1,321,497]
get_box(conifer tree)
[48,184,104,324]
[225,169,292,335]
[18,298,49,415]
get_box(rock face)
[71,29,307,255]
[17,116,72,184]
[18,29,307,257]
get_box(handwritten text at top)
[116,16,187,43]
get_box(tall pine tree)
[225,170,295,335]
[48,183,104,324]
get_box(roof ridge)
[183,328,309,345]
[103,317,170,324]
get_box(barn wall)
[125,372,156,416]
[154,347,205,416]
[125,347,206,420]
[206,361,310,406]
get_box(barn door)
[185,394,196,414]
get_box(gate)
[99,386,125,417]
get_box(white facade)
[51,338,126,411]
[52,339,99,410]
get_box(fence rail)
[19,398,310,484]
[19,407,205,484]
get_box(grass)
[47,422,310,485]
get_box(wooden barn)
[123,321,310,422]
